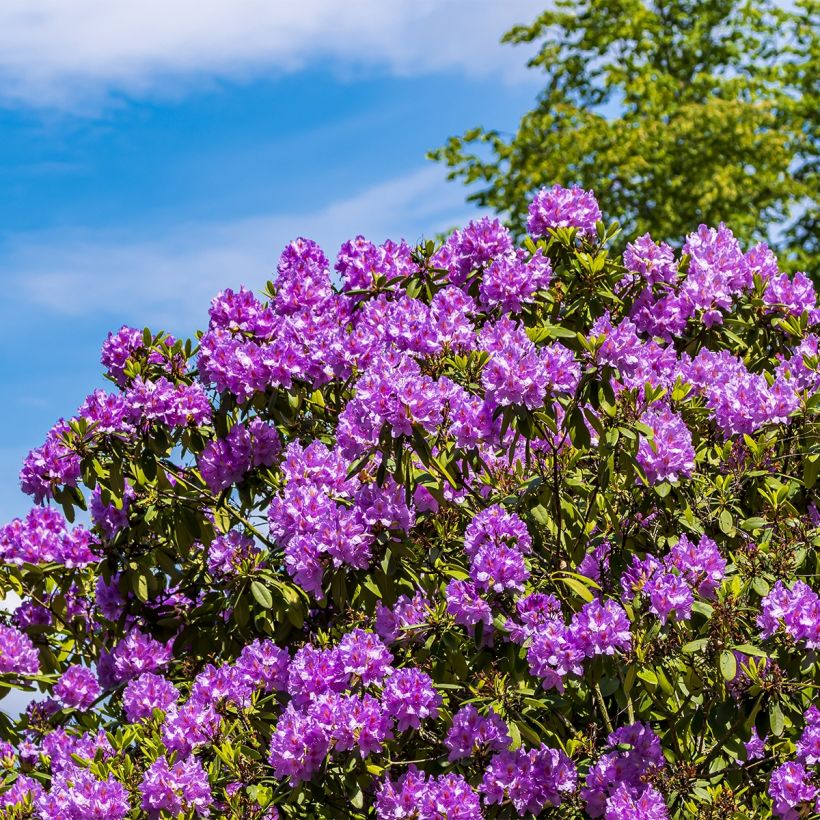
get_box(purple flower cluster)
[444,705,510,761]
[140,755,213,817]
[0,624,39,675]
[206,529,261,577]
[0,506,97,567]
[527,184,602,238]
[269,440,413,596]
[582,723,667,817]
[53,664,101,711]
[621,535,725,624]
[123,672,179,722]
[198,418,280,492]
[482,744,578,815]
[758,580,820,648]
[524,597,631,692]
[376,767,483,820]
[636,404,695,484]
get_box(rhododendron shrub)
[0,186,819,819]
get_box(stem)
[593,681,614,734]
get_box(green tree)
[431,0,818,275]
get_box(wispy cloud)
[0,0,543,109]
[2,165,474,331]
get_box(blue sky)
[0,1,546,522]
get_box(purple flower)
[570,598,632,658]
[337,629,393,686]
[140,755,212,817]
[111,629,173,682]
[382,668,441,732]
[54,664,100,711]
[123,672,179,722]
[479,248,552,313]
[268,704,330,785]
[0,506,97,567]
[207,530,261,577]
[769,761,818,818]
[445,579,492,631]
[623,234,677,287]
[636,405,695,485]
[797,706,820,766]
[605,783,669,819]
[667,534,725,598]
[464,505,532,559]
[332,694,393,758]
[528,184,602,238]
[481,744,577,815]
[445,705,510,761]
[287,645,348,707]
[0,625,39,675]
[101,325,145,385]
[375,592,430,644]
[744,728,767,762]
[758,580,820,649]
[235,640,289,693]
[643,570,693,624]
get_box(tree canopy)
[430,0,818,276]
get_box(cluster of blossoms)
[620,534,726,624]
[0,184,818,818]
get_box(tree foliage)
[430,0,819,276]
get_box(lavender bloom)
[433,217,513,286]
[287,645,348,707]
[0,625,39,675]
[101,325,145,385]
[207,530,261,577]
[445,705,510,761]
[268,704,330,785]
[744,728,766,762]
[570,598,632,658]
[764,271,819,320]
[445,579,492,631]
[604,783,669,819]
[54,664,101,711]
[235,640,289,693]
[480,318,549,409]
[769,761,818,818]
[758,580,820,648]
[140,755,213,817]
[332,693,393,758]
[111,629,173,682]
[797,706,820,766]
[667,534,725,598]
[382,668,441,732]
[623,234,678,287]
[479,248,552,313]
[0,775,43,810]
[528,184,602,238]
[123,672,179,722]
[337,629,393,686]
[481,744,577,815]
[464,505,532,560]
[642,570,693,624]
[636,405,695,485]
[582,723,665,817]
[375,592,431,644]
[19,420,82,504]
[35,766,130,819]
[0,506,97,567]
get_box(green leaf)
[250,581,273,609]
[719,650,737,681]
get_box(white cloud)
[0,0,543,109]
[1,165,474,331]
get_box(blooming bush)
[0,186,819,818]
